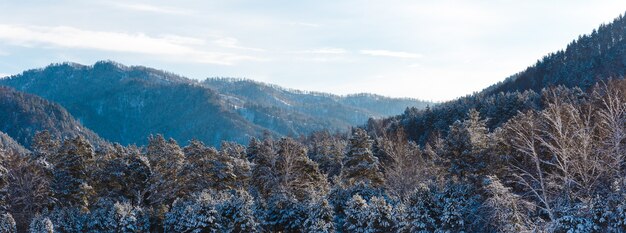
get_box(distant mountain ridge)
[0,61,430,146]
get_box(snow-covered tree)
[341,128,384,187]
[482,175,533,232]
[367,196,398,233]
[343,194,369,233]
[50,136,94,209]
[86,200,149,233]
[303,197,335,233]
[29,215,53,233]
[275,138,328,199]
[401,185,439,233]
[48,207,86,233]
[164,191,221,233]
[249,138,279,199]
[219,190,260,233]
[442,109,490,180]
[0,212,16,233]
[262,190,307,232]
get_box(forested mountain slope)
[0,61,430,146]
[0,87,104,148]
[376,13,626,145]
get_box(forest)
[0,80,625,232]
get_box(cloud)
[214,37,265,52]
[109,2,191,15]
[360,49,423,59]
[287,22,321,28]
[0,24,260,65]
[297,48,348,54]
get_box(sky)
[1,1,626,101]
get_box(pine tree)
[275,138,328,200]
[50,136,94,209]
[29,215,54,233]
[482,176,533,232]
[401,185,439,233]
[343,194,369,233]
[86,200,149,233]
[0,212,16,233]
[249,138,279,199]
[443,109,489,180]
[367,196,397,233]
[164,191,221,233]
[219,190,260,233]
[263,190,307,232]
[341,128,384,187]
[48,207,86,233]
[31,131,59,159]
[145,135,186,224]
[303,197,335,233]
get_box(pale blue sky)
[1,1,625,101]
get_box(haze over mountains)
[0,62,430,147]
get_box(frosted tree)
[219,190,260,233]
[262,190,307,232]
[343,194,369,233]
[341,128,384,187]
[367,196,398,233]
[31,131,60,159]
[164,191,221,233]
[401,185,439,233]
[86,200,149,233]
[303,197,335,233]
[29,215,54,233]
[482,175,533,232]
[248,138,279,198]
[212,142,250,191]
[275,138,328,199]
[145,135,186,222]
[442,109,489,180]
[0,212,16,233]
[48,207,86,233]
[436,182,480,233]
[50,136,94,209]
[182,140,219,192]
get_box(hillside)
[0,61,430,146]
[0,86,104,148]
[377,13,626,144]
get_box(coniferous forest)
[4,6,626,233]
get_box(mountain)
[202,78,430,134]
[374,12,626,145]
[0,62,430,146]
[0,86,104,148]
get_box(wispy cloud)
[297,48,348,54]
[0,24,260,65]
[287,22,321,28]
[109,2,191,15]
[360,49,423,59]
[214,37,265,52]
